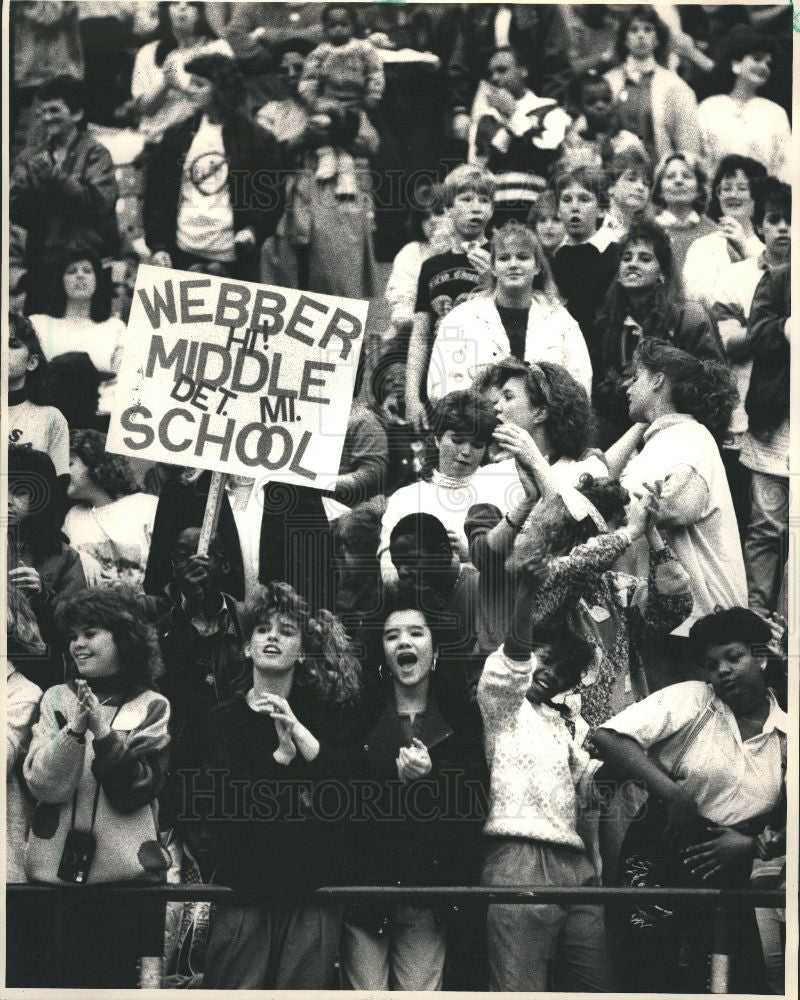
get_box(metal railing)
[6,883,786,993]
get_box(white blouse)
[602,680,787,827]
[698,94,792,184]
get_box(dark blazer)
[344,679,488,927]
[593,299,726,429]
[745,265,790,442]
[143,111,285,255]
[143,473,335,611]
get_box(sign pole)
[197,471,226,556]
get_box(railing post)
[138,956,162,990]
[709,905,730,994]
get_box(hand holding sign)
[106,267,368,493]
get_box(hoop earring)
[431,654,438,674]
[378,663,389,681]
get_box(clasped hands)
[70,679,112,740]
[397,737,432,784]
[249,693,319,765]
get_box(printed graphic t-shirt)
[176,115,236,263]
[414,251,481,336]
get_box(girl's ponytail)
[634,340,737,443]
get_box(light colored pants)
[755,905,785,994]
[482,838,613,992]
[340,904,446,990]
[745,472,789,617]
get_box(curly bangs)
[242,583,362,704]
[433,390,497,445]
[241,581,310,640]
[69,429,140,500]
[56,587,163,686]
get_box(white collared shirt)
[602,680,787,826]
[226,478,263,598]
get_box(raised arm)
[405,311,433,431]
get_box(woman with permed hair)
[63,429,158,590]
[592,218,724,446]
[682,154,768,308]
[427,221,593,402]
[604,5,702,162]
[465,358,608,653]
[20,587,170,988]
[378,389,500,586]
[651,152,717,285]
[200,581,363,989]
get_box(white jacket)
[427,293,592,401]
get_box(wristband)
[505,512,521,531]
[66,728,86,744]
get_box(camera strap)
[69,696,128,833]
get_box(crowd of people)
[6,1,792,992]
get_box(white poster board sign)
[106,265,368,491]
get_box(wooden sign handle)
[197,471,226,556]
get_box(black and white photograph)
[2,0,796,993]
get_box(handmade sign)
[106,265,368,492]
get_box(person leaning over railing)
[594,607,787,994]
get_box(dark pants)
[7,890,164,988]
[169,246,259,284]
[722,448,752,541]
[203,900,343,989]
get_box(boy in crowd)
[405,164,495,431]
[712,178,791,538]
[470,46,571,227]
[388,512,479,661]
[549,165,620,357]
[10,75,119,315]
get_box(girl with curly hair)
[201,581,363,990]
[20,588,170,988]
[340,586,487,991]
[466,357,608,652]
[592,218,725,446]
[620,339,745,663]
[63,429,157,590]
